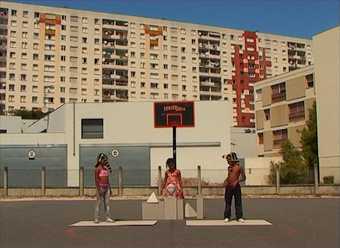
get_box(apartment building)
[0,1,313,127]
[254,66,315,157]
[313,26,340,183]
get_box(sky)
[5,0,340,38]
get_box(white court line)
[70,220,157,227]
[186,219,272,226]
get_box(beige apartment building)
[313,26,340,183]
[0,1,313,127]
[254,66,315,156]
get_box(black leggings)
[224,183,243,219]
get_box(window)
[81,119,103,139]
[264,109,270,121]
[22,21,28,28]
[271,82,286,103]
[255,89,262,101]
[273,129,288,149]
[11,9,17,16]
[258,133,264,145]
[32,96,38,103]
[305,74,314,88]
[289,101,305,121]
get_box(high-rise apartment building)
[0,1,313,127]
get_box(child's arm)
[240,166,246,182]
[178,170,183,190]
[161,172,168,192]
[94,167,100,189]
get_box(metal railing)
[1,164,339,197]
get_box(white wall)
[244,157,282,185]
[0,133,66,145]
[230,127,257,158]
[313,26,340,183]
[0,116,22,133]
[0,101,235,186]
[62,101,232,186]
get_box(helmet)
[223,152,239,163]
[97,153,108,163]
[96,153,112,172]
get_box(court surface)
[0,198,339,248]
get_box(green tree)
[11,109,46,119]
[268,140,309,184]
[300,102,318,168]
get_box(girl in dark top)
[94,153,114,223]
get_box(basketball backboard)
[154,101,195,128]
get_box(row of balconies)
[102,74,128,81]
[198,44,220,51]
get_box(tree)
[11,109,46,119]
[268,140,309,184]
[300,102,318,168]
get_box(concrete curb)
[1,194,339,202]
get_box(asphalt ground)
[0,198,339,248]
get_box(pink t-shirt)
[95,166,109,187]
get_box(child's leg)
[94,189,101,220]
[234,184,243,219]
[103,189,111,218]
[224,186,233,219]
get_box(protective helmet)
[97,153,108,163]
[224,152,239,163]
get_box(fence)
[1,164,339,197]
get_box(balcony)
[45,29,56,36]
[200,81,215,87]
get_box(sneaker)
[224,218,229,222]
[237,218,245,223]
[94,219,99,224]
[106,217,114,223]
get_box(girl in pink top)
[161,158,184,199]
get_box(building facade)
[313,26,340,183]
[254,66,315,157]
[0,1,313,127]
[0,101,232,187]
